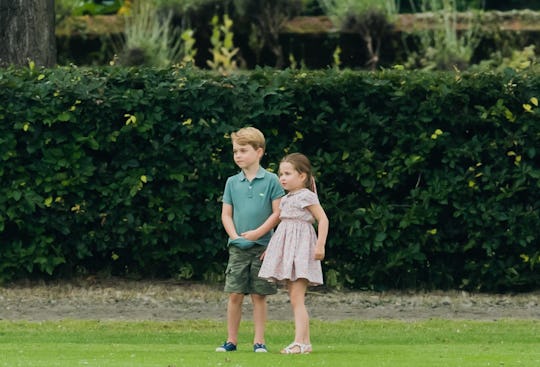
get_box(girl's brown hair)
[281,153,317,192]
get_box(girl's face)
[279,161,306,192]
[232,142,262,170]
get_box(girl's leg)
[288,278,310,345]
[251,293,268,344]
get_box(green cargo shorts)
[224,245,277,295]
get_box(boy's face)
[232,142,263,170]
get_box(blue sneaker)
[253,343,268,353]
[216,341,237,352]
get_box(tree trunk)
[0,0,56,67]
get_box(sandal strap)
[281,342,312,354]
[300,343,312,353]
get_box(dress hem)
[260,276,323,287]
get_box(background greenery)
[53,0,540,70]
[1,66,539,291]
[54,0,540,17]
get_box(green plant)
[404,0,481,70]
[234,0,303,68]
[71,0,123,16]
[472,44,538,72]
[55,0,81,24]
[332,45,342,69]
[150,0,218,13]
[206,14,239,73]
[179,29,197,65]
[319,0,399,23]
[319,0,399,69]
[288,52,307,69]
[117,1,185,67]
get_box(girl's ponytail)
[310,176,317,194]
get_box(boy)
[216,127,285,353]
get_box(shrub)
[0,65,539,291]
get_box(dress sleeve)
[299,189,319,208]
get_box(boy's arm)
[221,203,239,239]
[241,197,281,241]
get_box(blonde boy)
[216,127,285,353]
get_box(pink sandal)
[280,342,312,354]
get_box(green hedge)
[1,65,539,291]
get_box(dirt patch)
[1,278,538,321]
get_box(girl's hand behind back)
[307,203,328,262]
[314,244,325,260]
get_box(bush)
[0,65,539,291]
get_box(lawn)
[0,319,538,367]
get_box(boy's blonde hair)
[231,127,266,151]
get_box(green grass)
[0,319,538,366]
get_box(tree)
[319,0,398,70]
[0,0,56,67]
[234,0,302,68]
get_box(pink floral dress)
[258,188,323,286]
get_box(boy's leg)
[227,293,244,345]
[218,246,251,351]
[251,294,267,344]
[249,245,277,350]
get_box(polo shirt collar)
[238,166,267,181]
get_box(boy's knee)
[229,293,244,304]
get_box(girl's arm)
[241,197,282,241]
[308,204,329,260]
[221,203,239,239]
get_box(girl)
[258,153,329,354]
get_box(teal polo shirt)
[222,166,285,247]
